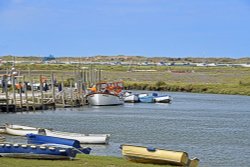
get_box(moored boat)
[38,128,110,144]
[0,135,5,142]
[26,134,91,154]
[138,93,158,103]
[87,81,124,106]
[123,92,139,103]
[0,126,6,133]
[5,124,40,136]
[138,93,172,103]
[0,143,78,160]
[87,93,124,106]
[153,95,172,103]
[121,144,199,167]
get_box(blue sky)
[0,0,250,58]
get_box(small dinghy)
[38,128,110,144]
[0,126,6,133]
[123,92,139,103]
[121,144,199,167]
[26,133,91,154]
[0,135,5,142]
[138,93,157,103]
[153,95,172,103]
[5,124,39,136]
[138,93,172,103]
[0,143,79,160]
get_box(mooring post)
[40,75,44,110]
[31,78,35,111]
[70,79,73,107]
[51,73,55,103]
[99,69,102,82]
[11,75,16,111]
[61,76,65,108]
[4,76,9,112]
[23,76,29,111]
[19,81,23,112]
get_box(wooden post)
[28,69,35,111]
[12,75,16,111]
[70,79,73,107]
[31,78,35,111]
[19,81,23,111]
[4,76,9,112]
[51,73,55,103]
[23,76,29,111]
[99,69,102,82]
[40,75,44,110]
[61,77,65,108]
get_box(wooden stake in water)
[40,75,44,110]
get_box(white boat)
[38,129,110,144]
[5,124,39,136]
[87,93,124,106]
[0,135,5,142]
[153,95,172,103]
[123,92,139,103]
[87,81,124,106]
[0,126,6,133]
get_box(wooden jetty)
[0,68,102,112]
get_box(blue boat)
[0,143,77,159]
[26,134,91,154]
[138,93,158,103]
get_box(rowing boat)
[38,128,110,144]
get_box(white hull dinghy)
[0,135,5,142]
[153,95,172,103]
[5,124,40,136]
[38,129,110,144]
[123,92,139,103]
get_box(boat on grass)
[0,143,78,160]
[0,135,5,142]
[121,144,199,167]
[5,123,40,136]
[38,128,110,144]
[87,82,124,106]
[26,134,91,154]
[0,126,6,133]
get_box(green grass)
[1,64,250,96]
[0,154,175,167]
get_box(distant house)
[42,54,55,62]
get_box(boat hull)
[153,95,171,103]
[0,143,77,160]
[0,135,5,142]
[139,96,155,103]
[124,95,139,103]
[121,145,189,166]
[87,93,124,106]
[27,134,91,154]
[39,129,110,144]
[5,124,39,136]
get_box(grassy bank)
[124,81,250,96]
[0,154,174,167]
[1,64,250,96]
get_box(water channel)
[0,91,250,167]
